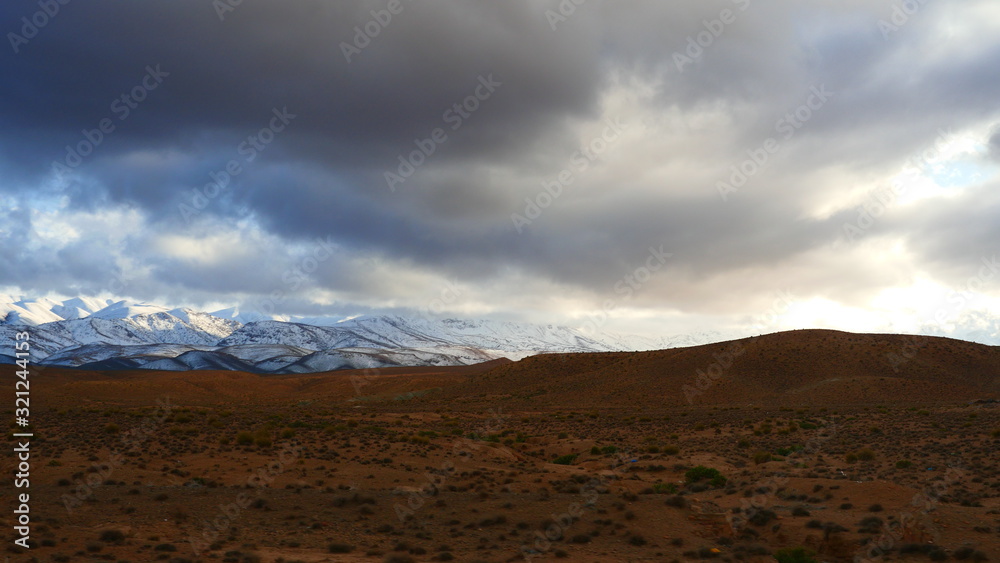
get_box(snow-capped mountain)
[217,315,618,354]
[0,296,730,373]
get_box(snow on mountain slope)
[217,321,378,349]
[0,296,742,373]
[50,297,111,320]
[0,298,66,325]
[48,342,498,373]
[282,345,498,374]
[44,312,241,349]
[219,315,618,354]
[0,324,81,360]
[140,350,257,372]
[209,306,279,325]
[214,344,313,364]
[90,300,171,320]
[41,343,215,367]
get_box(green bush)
[856,448,876,461]
[552,454,578,465]
[685,465,727,487]
[652,483,677,494]
[235,431,254,446]
[774,547,818,563]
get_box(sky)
[1,0,999,341]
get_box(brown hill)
[442,329,1000,408]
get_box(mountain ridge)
[0,297,725,373]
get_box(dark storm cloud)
[0,1,600,186]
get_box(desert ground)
[3,330,999,562]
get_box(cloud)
[1,0,999,337]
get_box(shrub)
[752,450,772,464]
[254,429,272,448]
[628,535,647,546]
[652,483,677,494]
[236,431,254,446]
[99,529,126,543]
[328,544,354,553]
[103,423,119,434]
[856,448,876,461]
[552,454,578,465]
[685,465,725,486]
[749,509,776,526]
[774,547,818,563]
[665,495,687,508]
[895,460,913,469]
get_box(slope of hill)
[443,330,1000,407]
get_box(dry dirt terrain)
[2,330,999,562]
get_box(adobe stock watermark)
[717,85,834,201]
[61,396,173,513]
[838,128,953,245]
[682,341,746,404]
[51,65,169,175]
[578,245,672,336]
[837,185,902,246]
[212,0,245,21]
[543,0,589,31]
[384,74,501,192]
[855,466,964,563]
[178,106,296,222]
[7,0,71,54]
[886,254,998,372]
[188,442,302,554]
[242,234,338,319]
[878,0,932,41]
[682,290,794,403]
[340,0,411,63]
[728,417,838,534]
[673,0,751,72]
[418,279,462,320]
[393,407,509,523]
[511,117,626,233]
[520,450,632,561]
